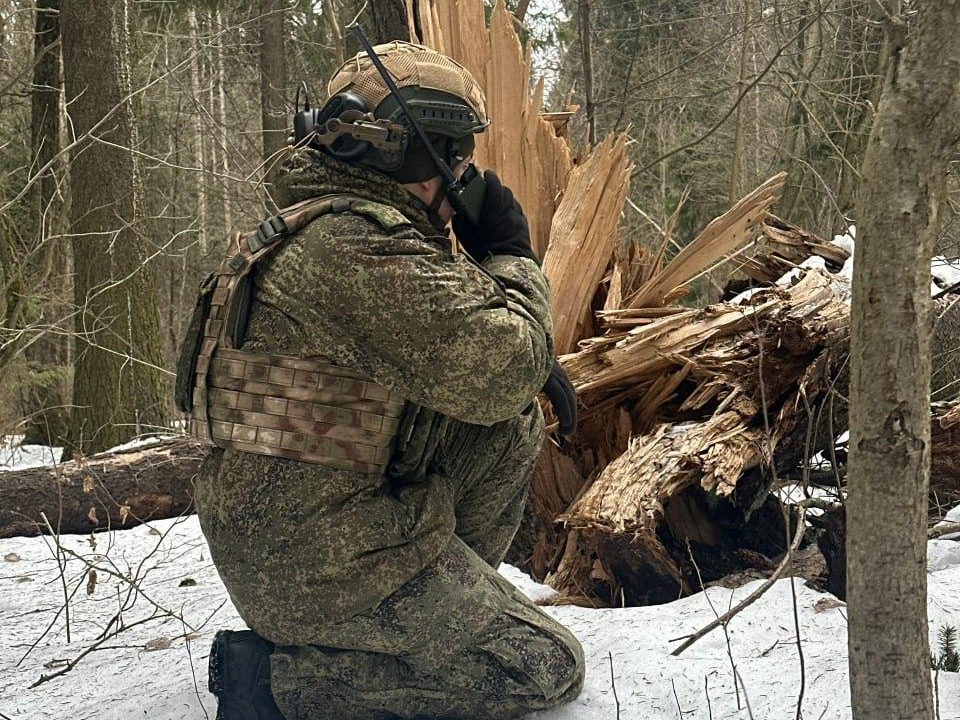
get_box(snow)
[932,255,960,292]
[0,433,181,472]
[0,435,63,472]
[735,223,958,307]
[1,514,958,720]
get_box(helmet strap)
[408,187,450,234]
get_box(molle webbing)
[188,193,406,474]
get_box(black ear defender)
[290,80,406,165]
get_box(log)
[0,438,202,538]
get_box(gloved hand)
[451,170,540,265]
[542,360,577,437]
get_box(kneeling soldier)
[178,39,584,720]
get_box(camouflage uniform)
[194,147,584,719]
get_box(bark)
[323,0,345,65]
[258,0,287,185]
[515,0,532,23]
[577,0,596,147]
[187,9,207,254]
[847,3,960,718]
[0,439,202,538]
[60,0,169,458]
[727,0,751,206]
[370,0,409,43]
[19,0,70,445]
[213,9,232,235]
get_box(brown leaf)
[86,568,97,596]
[82,476,94,494]
[814,597,844,613]
[144,637,171,651]
[4,552,20,563]
[119,505,130,524]
[87,507,98,524]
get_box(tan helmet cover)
[326,41,488,127]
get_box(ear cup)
[327,133,370,160]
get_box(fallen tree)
[0,439,201,538]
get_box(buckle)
[248,215,288,253]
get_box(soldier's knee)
[550,625,585,703]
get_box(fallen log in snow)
[0,439,201,538]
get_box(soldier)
[184,41,584,719]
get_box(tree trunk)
[19,0,70,445]
[213,8,233,236]
[187,9,208,254]
[577,0,596,147]
[258,0,287,188]
[727,0,751,206]
[323,0,345,66]
[847,3,960,719]
[60,0,169,458]
[0,439,202,538]
[370,0,409,43]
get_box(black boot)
[208,629,286,720]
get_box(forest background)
[0,0,957,462]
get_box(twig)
[183,613,210,720]
[686,540,741,708]
[671,678,687,718]
[37,511,70,644]
[608,651,620,720]
[670,516,805,656]
[29,614,162,688]
[705,675,714,720]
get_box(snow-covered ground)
[1,514,958,719]
[1,417,959,720]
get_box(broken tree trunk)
[0,439,202,538]
[549,272,850,604]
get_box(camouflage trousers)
[201,401,584,720]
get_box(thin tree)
[259,0,287,187]
[60,0,169,456]
[19,0,69,444]
[847,2,960,719]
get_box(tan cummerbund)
[191,347,405,474]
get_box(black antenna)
[345,23,457,186]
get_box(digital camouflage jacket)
[193,146,555,627]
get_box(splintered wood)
[560,273,850,538]
[543,133,632,354]
[410,0,576,257]
[400,1,956,608]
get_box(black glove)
[451,170,540,265]
[542,360,577,437]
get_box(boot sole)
[208,629,231,697]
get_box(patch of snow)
[831,226,856,256]
[2,516,959,720]
[0,435,63,472]
[731,286,763,305]
[932,256,960,290]
[929,539,960,573]
[0,433,183,473]
[498,563,559,603]
[105,433,180,454]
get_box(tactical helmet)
[324,41,489,182]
